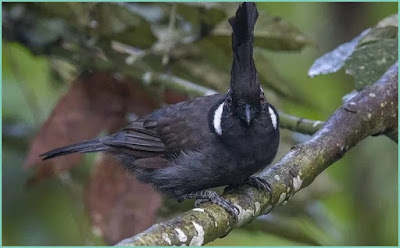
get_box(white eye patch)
[268,106,277,129]
[213,103,225,135]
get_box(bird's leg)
[178,190,239,219]
[226,176,272,194]
[246,176,272,193]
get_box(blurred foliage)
[2,2,398,246]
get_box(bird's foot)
[246,176,272,193]
[178,190,239,219]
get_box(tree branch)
[278,112,323,135]
[116,62,398,246]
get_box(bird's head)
[225,78,264,127]
[211,84,275,137]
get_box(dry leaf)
[24,71,158,181]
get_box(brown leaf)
[85,154,161,245]
[24,71,158,181]
[23,70,187,243]
[163,89,188,105]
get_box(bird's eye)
[226,96,232,106]
[260,92,266,103]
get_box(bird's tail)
[40,138,110,160]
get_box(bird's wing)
[146,94,225,155]
[100,94,225,167]
[100,117,164,156]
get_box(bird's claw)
[246,176,272,193]
[180,190,240,220]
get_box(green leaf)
[2,42,63,124]
[344,38,398,89]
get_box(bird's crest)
[229,2,260,104]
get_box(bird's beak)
[241,103,257,126]
[245,104,252,126]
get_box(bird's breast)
[225,127,279,171]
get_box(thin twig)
[278,112,324,135]
[162,3,177,66]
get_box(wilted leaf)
[376,14,398,28]
[172,57,230,93]
[177,3,227,38]
[93,4,157,49]
[25,18,67,48]
[254,14,311,51]
[23,72,158,181]
[85,154,161,245]
[49,58,78,83]
[171,38,307,104]
[308,14,398,78]
[29,2,100,34]
[28,2,157,49]
[2,4,77,54]
[30,2,91,23]
[254,49,306,103]
[213,12,311,51]
[308,29,370,78]
[166,35,231,92]
[344,38,397,89]
[114,3,166,23]
[358,26,398,47]
[93,3,142,35]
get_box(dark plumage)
[41,2,280,218]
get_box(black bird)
[41,2,280,218]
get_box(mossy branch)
[117,62,398,246]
